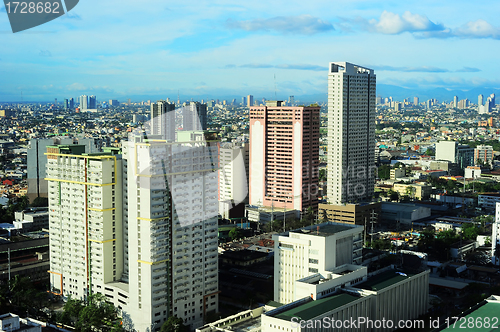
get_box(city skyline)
[1,1,500,101]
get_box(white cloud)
[454,19,500,39]
[368,11,445,34]
[226,15,334,35]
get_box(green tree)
[306,206,315,223]
[228,227,243,241]
[160,316,188,332]
[461,223,479,241]
[59,293,123,332]
[31,196,49,207]
[445,180,457,193]
[378,165,391,180]
[418,228,435,250]
[405,186,415,200]
[388,190,399,202]
[371,239,391,250]
[436,229,460,246]
[320,209,329,223]
[424,149,435,156]
[319,169,326,182]
[0,275,49,316]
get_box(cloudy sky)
[1,0,499,102]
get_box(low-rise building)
[478,193,500,211]
[380,202,431,225]
[464,166,482,179]
[390,168,405,179]
[273,222,364,304]
[392,183,432,200]
[0,313,71,332]
[450,240,478,260]
[0,314,40,332]
[440,295,500,332]
[262,267,430,332]
[13,209,49,233]
[246,205,298,224]
[429,161,459,176]
[318,202,380,226]
[0,237,50,284]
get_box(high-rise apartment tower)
[327,62,376,204]
[182,102,207,131]
[249,101,320,213]
[48,130,220,331]
[151,101,176,141]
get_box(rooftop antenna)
[274,74,277,100]
[177,90,180,105]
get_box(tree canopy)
[378,165,390,180]
[461,223,480,241]
[31,196,49,207]
[160,316,188,332]
[228,228,243,241]
[57,293,124,332]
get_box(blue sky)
[1,0,499,102]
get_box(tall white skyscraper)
[47,145,124,308]
[151,100,176,141]
[48,130,220,331]
[327,62,376,204]
[80,95,88,110]
[182,102,207,131]
[121,131,219,331]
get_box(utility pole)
[8,247,11,281]
[370,210,377,244]
[271,201,274,233]
[364,217,367,246]
[283,199,286,232]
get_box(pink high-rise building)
[249,101,320,213]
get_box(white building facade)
[48,131,220,332]
[47,145,125,307]
[218,142,249,219]
[121,132,219,331]
[435,141,474,169]
[273,222,363,304]
[492,202,500,265]
[327,62,376,204]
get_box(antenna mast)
[274,74,277,100]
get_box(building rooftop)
[274,293,360,321]
[356,269,416,291]
[290,222,357,237]
[439,301,500,331]
[227,316,261,332]
[266,300,283,308]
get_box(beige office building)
[318,202,380,226]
